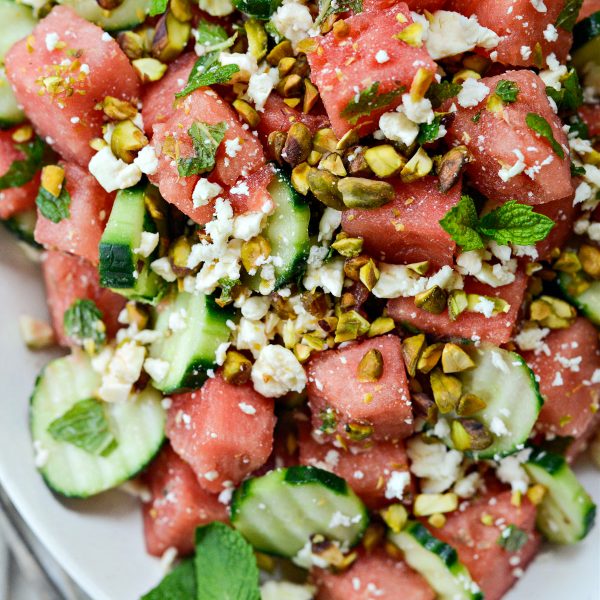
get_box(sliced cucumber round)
[0,0,37,61]
[57,0,151,32]
[2,208,38,246]
[30,352,166,498]
[558,272,600,326]
[0,69,24,128]
[230,466,368,558]
[389,522,483,600]
[573,10,600,70]
[524,448,596,544]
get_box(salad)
[1,0,599,597]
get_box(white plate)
[0,227,599,600]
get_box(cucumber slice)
[558,272,600,326]
[442,344,543,459]
[148,291,232,393]
[230,466,368,558]
[573,11,600,70]
[2,208,38,246]
[389,522,483,600]
[99,186,165,305]
[30,352,166,498]
[232,0,281,20]
[57,0,151,32]
[0,69,24,128]
[0,0,37,61]
[524,448,596,544]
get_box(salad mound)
[1,0,599,598]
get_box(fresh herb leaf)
[546,68,583,111]
[497,525,529,553]
[317,0,363,24]
[569,114,589,139]
[341,82,404,125]
[525,112,565,159]
[478,201,555,246]
[439,195,485,252]
[495,80,519,103]
[471,111,482,123]
[176,53,239,99]
[233,0,282,19]
[195,522,260,600]
[426,80,461,109]
[555,0,583,32]
[571,162,586,177]
[141,560,197,600]
[177,121,227,177]
[48,398,116,456]
[149,0,168,16]
[417,115,442,144]
[63,299,106,348]
[195,20,237,54]
[36,182,71,223]
[0,136,48,190]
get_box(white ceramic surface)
[0,227,599,600]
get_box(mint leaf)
[555,0,583,32]
[195,20,237,54]
[177,121,227,177]
[525,112,565,159]
[495,80,519,103]
[142,560,197,600]
[317,0,363,23]
[63,299,106,348]
[497,525,528,552]
[571,162,586,176]
[195,522,260,600]
[48,398,116,456]
[149,0,168,16]
[417,115,442,144]
[439,195,484,252]
[36,181,71,223]
[546,68,583,111]
[341,82,404,125]
[569,114,589,139]
[176,53,239,99]
[477,200,555,246]
[0,136,48,190]
[426,80,461,108]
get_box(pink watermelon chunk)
[364,0,447,10]
[0,129,40,219]
[579,0,600,21]
[447,0,572,67]
[224,163,274,215]
[298,424,412,508]
[443,70,573,205]
[387,270,529,345]
[41,250,125,346]
[432,490,540,600]
[313,548,435,600]
[5,6,140,167]
[34,161,114,265]
[142,445,228,557]
[141,53,196,136]
[307,335,414,442]
[307,2,437,138]
[579,104,600,137]
[166,373,276,493]
[342,176,460,267]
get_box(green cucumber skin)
[573,10,600,51]
[232,0,282,20]
[557,273,600,326]
[405,521,459,569]
[98,243,135,288]
[284,465,348,494]
[57,0,151,31]
[2,209,40,246]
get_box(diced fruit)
[313,548,435,600]
[442,70,573,205]
[432,490,540,600]
[307,335,414,442]
[5,6,140,166]
[166,373,276,493]
[0,128,40,219]
[387,271,529,345]
[342,176,460,267]
[224,163,274,215]
[364,0,447,10]
[578,103,600,137]
[142,445,228,557]
[307,2,437,138]
[579,0,600,21]
[41,250,125,346]
[34,161,114,265]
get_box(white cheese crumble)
[498,149,526,182]
[232,211,264,241]
[133,231,159,258]
[379,111,420,146]
[251,345,307,397]
[384,471,411,500]
[45,32,60,51]
[144,358,170,382]
[218,52,258,81]
[150,257,177,282]
[247,69,278,112]
[98,341,146,403]
[495,449,532,494]
[133,144,159,176]
[457,78,490,108]
[238,402,257,415]
[303,256,345,297]
[543,23,558,42]
[89,146,142,193]
[318,208,342,242]
[236,317,268,358]
[406,437,463,493]
[261,581,315,600]
[375,50,390,64]
[271,0,315,49]
[198,0,234,17]
[192,178,223,208]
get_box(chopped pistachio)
[126,303,149,330]
[168,236,193,277]
[267,40,293,66]
[255,552,275,572]
[428,513,447,528]
[362,523,385,553]
[448,289,468,321]
[223,350,252,385]
[152,11,191,63]
[132,57,168,82]
[415,285,447,315]
[111,119,148,163]
[97,0,125,10]
[277,73,303,98]
[343,255,369,281]
[368,316,395,338]
[530,295,576,329]
[451,419,493,451]
[245,18,268,61]
[462,54,490,74]
[345,421,374,441]
[170,0,193,21]
[364,144,405,178]
[303,79,320,114]
[417,342,443,374]
[40,164,65,197]
[406,261,430,275]
[359,258,380,291]
[344,145,372,177]
[412,392,437,422]
[241,235,271,272]
[336,128,360,151]
[302,290,330,318]
[413,493,458,516]
[441,343,475,374]
[313,128,338,153]
[19,315,55,350]
[291,162,311,195]
[380,504,408,533]
[312,539,357,571]
[282,122,312,167]
[564,272,591,297]
[452,69,481,84]
[335,310,370,343]
[526,484,547,506]
[430,369,462,413]
[11,125,33,143]
[438,145,470,193]
[579,244,600,279]
[277,56,296,78]
[395,22,424,47]
[90,137,107,151]
[338,177,395,209]
[319,152,347,177]
[401,334,426,377]
[267,130,287,164]
[332,18,350,37]
[456,393,487,417]
[401,147,433,182]
[554,251,582,274]
[307,168,345,210]
[486,93,505,114]
[290,53,309,78]
[410,67,435,102]
[232,99,260,128]
[331,236,363,258]
[466,293,510,316]
[357,348,384,382]
[307,150,322,166]
[102,96,137,121]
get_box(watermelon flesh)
[307,2,437,138]
[313,548,435,600]
[579,0,600,21]
[224,163,274,215]
[34,161,114,265]
[142,445,228,557]
[364,0,447,10]
[166,373,276,493]
[307,335,414,442]
[41,250,125,346]
[342,176,460,267]
[387,270,529,345]
[431,490,540,600]
[578,104,600,138]
[0,128,40,220]
[443,70,573,205]
[4,6,140,167]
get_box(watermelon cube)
[579,104,600,137]
[307,2,437,138]
[387,270,529,345]
[432,490,540,600]
[447,0,572,67]
[313,548,435,600]
[42,250,125,346]
[298,424,412,508]
[0,128,40,219]
[443,70,573,205]
[307,335,414,442]
[34,161,114,265]
[142,445,228,557]
[224,163,274,215]
[342,176,460,267]
[166,373,276,493]
[364,0,447,10]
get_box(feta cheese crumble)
[251,345,307,397]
